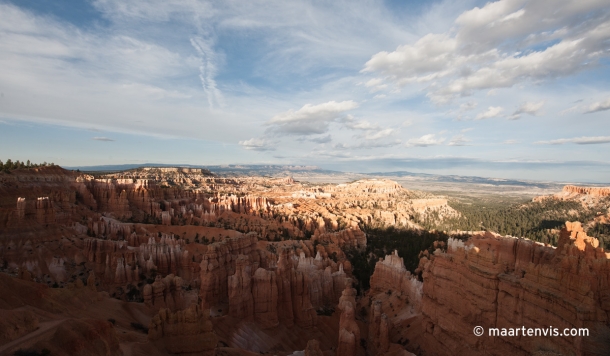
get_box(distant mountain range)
[63,163,608,187]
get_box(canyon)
[0,166,608,355]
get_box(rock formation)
[228,255,254,319]
[304,339,324,356]
[367,300,390,356]
[337,301,361,356]
[143,274,185,312]
[0,166,468,356]
[83,234,190,286]
[252,267,279,328]
[199,234,259,310]
[369,250,422,312]
[338,278,357,312]
[412,222,610,356]
[562,185,610,197]
[149,304,218,356]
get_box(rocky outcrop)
[414,222,610,356]
[337,301,361,356]
[87,180,132,219]
[369,250,422,312]
[562,185,610,197]
[16,197,26,220]
[228,255,254,319]
[143,274,185,312]
[149,304,218,356]
[35,197,55,224]
[290,267,318,328]
[338,278,357,312]
[252,267,279,328]
[84,234,190,285]
[200,238,352,328]
[367,300,390,356]
[199,234,259,310]
[313,228,367,250]
[304,339,324,356]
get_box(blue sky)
[0,0,609,182]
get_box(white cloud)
[92,137,115,142]
[238,137,276,151]
[508,101,544,120]
[405,134,445,147]
[365,78,387,92]
[190,37,223,108]
[402,120,413,127]
[475,106,504,120]
[364,128,395,140]
[535,136,610,145]
[266,100,358,136]
[503,139,520,144]
[343,119,380,131]
[362,0,610,103]
[447,134,471,146]
[585,98,610,113]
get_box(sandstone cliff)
[410,222,610,355]
[562,185,610,197]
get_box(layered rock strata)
[415,222,610,356]
[562,185,610,197]
[200,235,350,328]
[369,250,422,312]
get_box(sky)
[0,0,609,182]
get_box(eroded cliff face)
[533,185,610,215]
[409,222,610,356]
[0,166,460,356]
[562,185,610,197]
[199,234,351,329]
[149,304,218,356]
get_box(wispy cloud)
[585,98,610,113]
[363,128,396,141]
[509,101,544,120]
[238,137,276,151]
[190,36,223,108]
[405,134,445,147]
[447,134,471,146]
[475,106,503,120]
[92,137,115,142]
[535,136,610,145]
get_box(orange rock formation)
[562,185,610,197]
[410,222,610,355]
